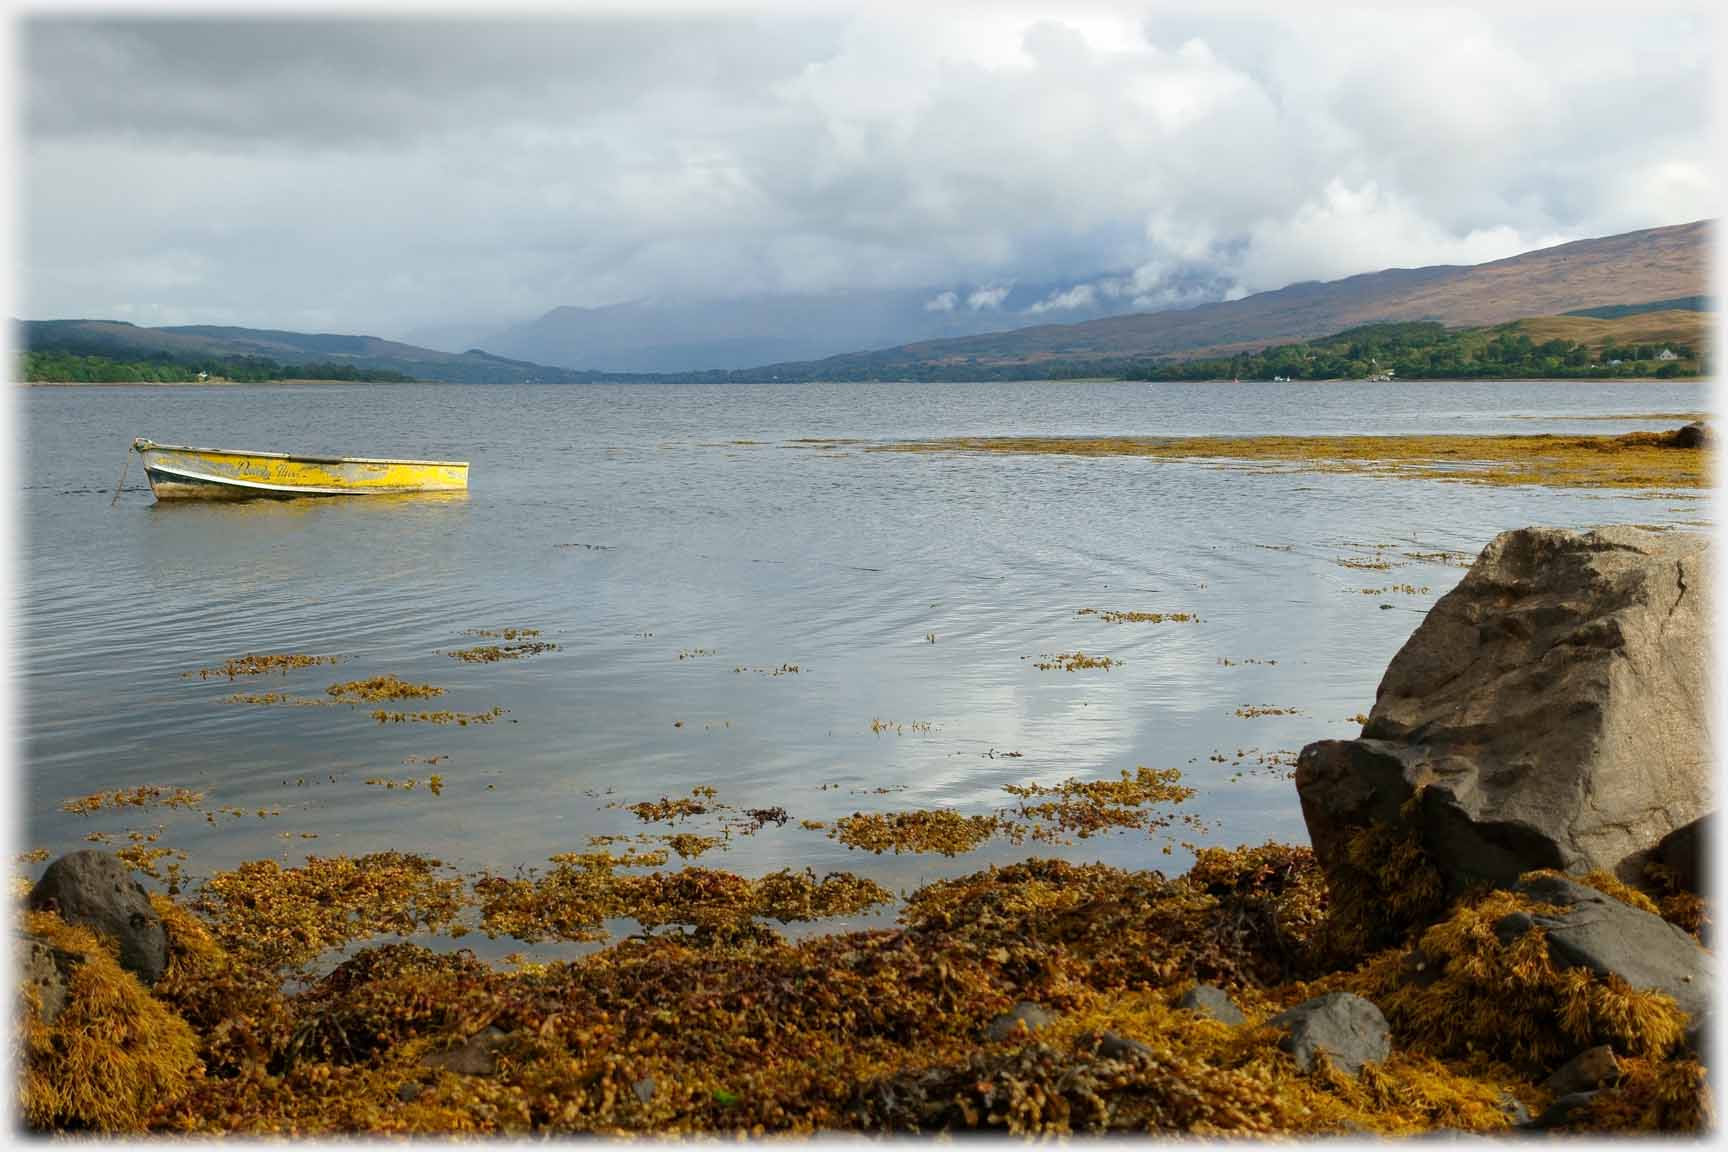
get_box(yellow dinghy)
[132,438,469,500]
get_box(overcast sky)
[18,5,1719,340]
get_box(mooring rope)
[110,443,131,507]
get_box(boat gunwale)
[136,440,469,468]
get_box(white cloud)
[924,290,957,312]
[1025,284,1096,314]
[967,286,1010,311]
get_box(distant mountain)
[17,319,602,384]
[476,271,1232,373]
[715,220,1711,381]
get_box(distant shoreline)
[12,374,1708,388]
[17,378,428,387]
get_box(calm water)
[15,379,1711,959]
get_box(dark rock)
[633,1076,656,1104]
[1508,873,1710,1023]
[17,937,71,1025]
[1671,421,1709,448]
[419,1026,510,1076]
[1543,1045,1620,1096]
[1095,1031,1153,1061]
[1652,814,1709,895]
[27,850,168,985]
[1175,984,1246,1025]
[985,1002,1054,1042]
[1296,526,1708,900]
[1524,1091,1597,1130]
[396,1082,423,1103]
[1683,1010,1711,1066]
[1267,991,1390,1076]
[1396,947,1443,988]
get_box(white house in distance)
[1656,348,1680,361]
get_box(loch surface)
[17,379,1711,957]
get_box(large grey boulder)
[1267,991,1390,1076]
[27,850,168,985]
[1494,873,1710,1024]
[1296,525,1709,896]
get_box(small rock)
[17,937,71,1025]
[28,850,168,985]
[1175,984,1246,1026]
[1672,421,1709,449]
[633,1076,656,1104]
[1095,1031,1153,1061]
[1524,1090,1597,1130]
[419,1026,509,1076]
[1497,1093,1531,1126]
[1507,872,1711,1023]
[985,1002,1054,1042]
[397,1082,423,1103]
[1267,991,1390,1076]
[1543,1045,1620,1096]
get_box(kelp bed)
[17,831,1711,1136]
[867,428,1709,490]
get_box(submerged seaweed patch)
[328,675,446,703]
[830,810,1002,856]
[870,430,1710,490]
[830,768,1201,856]
[371,707,507,726]
[445,642,558,663]
[1002,767,1200,843]
[1077,609,1197,624]
[60,786,206,815]
[1031,652,1119,671]
[1234,705,1302,719]
[473,849,891,943]
[189,653,341,680]
[192,852,466,969]
[869,718,936,734]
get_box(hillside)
[1119,313,1705,383]
[16,319,603,385]
[724,221,1711,380]
[1508,309,1709,353]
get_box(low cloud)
[966,286,1011,312]
[923,290,957,312]
[1025,284,1097,315]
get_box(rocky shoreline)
[16,525,1712,1135]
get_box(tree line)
[1122,321,1701,382]
[20,351,417,384]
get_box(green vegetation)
[1564,296,1710,320]
[21,350,417,383]
[1123,321,1706,382]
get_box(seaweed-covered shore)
[16,507,1713,1136]
[15,833,1710,1136]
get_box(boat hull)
[135,441,470,500]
